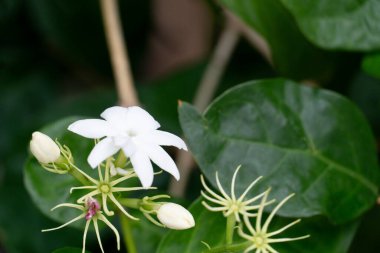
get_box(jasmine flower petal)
[68,119,116,138]
[130,150,154,188]
[101,106,160,131]
[140,143,180,180]
[88,138,120,168]
[142,130,188,150]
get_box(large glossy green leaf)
[157,198,359,253]
[179,79,379,224]
[362,53,380,79]
[279,0,380,51]
[220,0,339,81]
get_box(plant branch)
[226,214,236,245]
[100,0,139,106]
[169,17,240,197]
[225,10,272,64]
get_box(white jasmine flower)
[201,165,273,222]
[30,131,60,164]
[68,106,187,187]
[238,190,310,253]
[157,203,195,230]
[42,197,120,253]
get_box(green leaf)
[271,216,358,253]
[157,198,359,253]
[362,53,380,79]
[220,0,339,81]
[53,247,91,253]
[179,79,379,224]
[24,116,98,227]
[279,0,380,51]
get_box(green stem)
[119,198,142,209]
[226,214,236,245]
[68,167,89,185]
[203,241,250,253]
[115,151,127,168]
[120,214,138,253]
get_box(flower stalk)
[120,214,138,253]
[226,214,236,245]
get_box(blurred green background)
[1,0,380,252]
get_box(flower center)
[253,233,267,249]
[127,129,137,137]
[112,136,129,147]
[99,183,111,193]
[228,201,242,212]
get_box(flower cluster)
[30,106,194,253]
[201,166,309,253]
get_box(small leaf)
[279,0,380,50]
[179,79,380,224]
[362,53,380,79]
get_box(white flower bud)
[157,203,195,230]
[30,131,61,163]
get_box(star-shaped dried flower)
[42,197,120,253]
[238,189,310,253]
[201,165,273,222]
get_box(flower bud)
[30,131,61,164]
[157,203,195,230]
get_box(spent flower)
[70,158,153,220]
[201,165,273,222]
[238,190,309,253]
[68,106,187,188]
[42,197,120,253]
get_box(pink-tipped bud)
[85,198,101,220]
